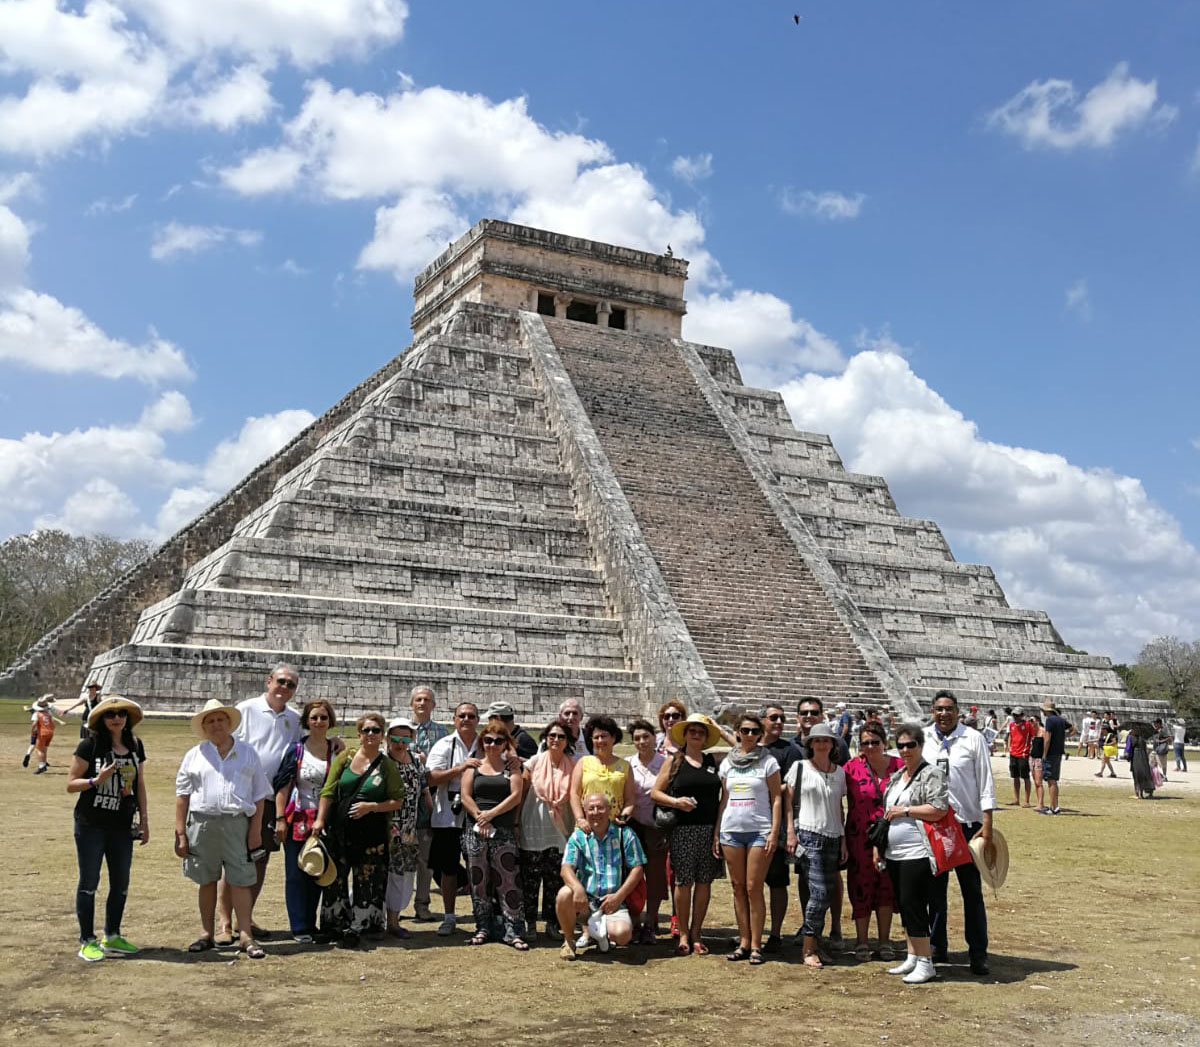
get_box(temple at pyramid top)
[411,219,690,341]
[2,218,1165,726]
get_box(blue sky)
[1,1,1197,662]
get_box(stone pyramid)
[3,220,1143,723]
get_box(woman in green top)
[314,712,406,947]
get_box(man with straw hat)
[174,699,272,958]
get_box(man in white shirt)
[174,700,272,957]
[923,690,997,975]
[425,701,481,936]
[217,663,303,940]
[1079,711,1099,759]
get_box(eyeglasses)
[360,726,383,735]
[103,710,127,719]
[307,713,330,723]
[481,736,506,746]
[896,741,920,750]
[766,714,786,722]
[661,711,683,721]
[738,727,762,737]
[456,712,478,721]
[273,678,298,690]
[546,733,568,742]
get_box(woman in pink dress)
[843,721,902,961]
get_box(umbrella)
[1120,720,1155,737]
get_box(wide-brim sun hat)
[968,828,1009,891]
[1040,701,1058,714]
[191,698,242,738]
[669,712,723,749]
[87,695,144,730]
[298,834,337,887]
[33,693,54,709]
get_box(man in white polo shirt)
[216,662,303,940]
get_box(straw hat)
[669,712,722,749]
[298,835,337,887]
[1040,701,1058,714]
[191,698,242,738]
[968,828,1009,891]
[87,695,144,730]
[33,693,54,709]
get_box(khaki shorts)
[183,813,257,887]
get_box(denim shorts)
[719,829,769,849]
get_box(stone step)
[859,601,1065,651]
[826,549,1009,606]
[131,588,628,669]
[88,642,643,721]
[405,335,535,384]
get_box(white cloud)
[179,64,275,130]
[685,289,846,386]
[34,477,145,536]
[1064,278,1092,321]
[776,349,1200,660]
[357,188,467,279]
[988,62,1175,151]
[218,146,306,195]
[671,152,713,183]
[85,193,137,217]
[138,390,195,433]
[0,171,37,204]
[0,287,192,382]
[150,221,262,261]
[780,188,865,221]
[0,203,31,288]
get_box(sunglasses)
[388,735,411,745]
[546,733,568,742]
[456,712,479,721]
[799,710,821,718]
[661,712,683,721]
[766,714,786,722]
[360,726,383,735]
[860,739,882,747]
[307,713,330,722]
[103,710,128,719]
[897,741,920,750]
[739,727,762,736]
[481,736,506,746]
[273,678,298,689]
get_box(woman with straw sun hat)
[67,695,148,962]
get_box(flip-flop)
[187,936,215,953]
[803,954,824,969]
[854,944,873,961]
[508,938,530,952]
[691,941,710,956]
[240,942,265,959]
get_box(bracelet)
[88,777,94,788]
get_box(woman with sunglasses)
[314,713,406,948]
[271,699,337,943]
[519,719,576,941]
[656,701,688,755]
[460,718,529,950]
[716,714,781,965]
[843,720,902,962]
[879,723,949,984]
[67,696,148,961]
[384,717,430,938]
[627,718,668,943]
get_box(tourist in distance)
[843,720,902,962]
[1004,707,1036,807]
[785,722,848,969]
[383,717,429,939]
[650,713,724,956]
[1148,719,1171,781]
[758,703,804,953]
[460,717,528,949]
[314,713,406,948]
[519,718,577,941]
[924,690,996,975]
[1028,714,1046,812]
[67,695,148,962]
[556,792,645,961]
[425,701,481,937]
[174,699,271,958]
[58,680,103,741]
[716,713,781,965]
[626,718,668,943]
[1096,713,1120,778]
[1038,701,1069,816]
[1078,709,1099,759]
[271,699,337,943]
[1172,718,1188,773]
[880,722,950,985]
[570,715,636,828]
[407,683,447,922]
[24,694,65,774]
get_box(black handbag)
[653,754,686,829]
[865,816,890,852]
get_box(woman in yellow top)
[570,715,636,827]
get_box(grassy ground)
[2,699,1198,1047]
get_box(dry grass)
[2,699,1198,1047]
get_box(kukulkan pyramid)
[3,220,1150,723]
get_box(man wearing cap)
[408,684,447,922]
[486,701,538,759]
[216,663,303,940]
[61,681,103,741]
[760,702,803,952]
[175,700,272,957]
[924,689,997,975]
[1039,701,1069,816]
[1005,708,1036,807]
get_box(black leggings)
[887,857,934,939]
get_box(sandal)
[214,936,236,949]
[674,941,693,956]
[468,931,490,946]
[854,943,873,962]
[508,938,530,952]
[727,946,751,962]
[803,953,824,969]
[240,941,265,959]
[691,941,710,956]
[749,948,765,966]
[187,936,215,953]
[877,944,897,962]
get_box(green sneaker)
[78,939,105,962]
[101,934,139,955]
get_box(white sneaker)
[903,957,937,984]
[436,914,456,937]
[575,929,590,950]
[587,910,610,953]
[887,953,918,975]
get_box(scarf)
[725,746,764,771]
[532,751,575,835]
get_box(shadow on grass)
[934,953,1078,984]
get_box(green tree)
[1134,636,1200,720]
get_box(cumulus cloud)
[777,349,1200,660]
[684,290,846,386]
[0,204,31,288]
[138,390,195,433]
[85,193,137,217]
[0,287,192,382]
[780,188,865,221]
[1064,278,1092,321]
[671,152,713,183]
[34,477,146,536]
[988,62,1175,151]
[178,64,276,130]
[150,221,262,261]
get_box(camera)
[450,794,463,817]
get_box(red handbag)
[922,806,973,876]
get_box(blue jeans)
[1174,742,1188,771]
[282,831,323,935]
[928,820,988,958]
[74,819,133,942]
